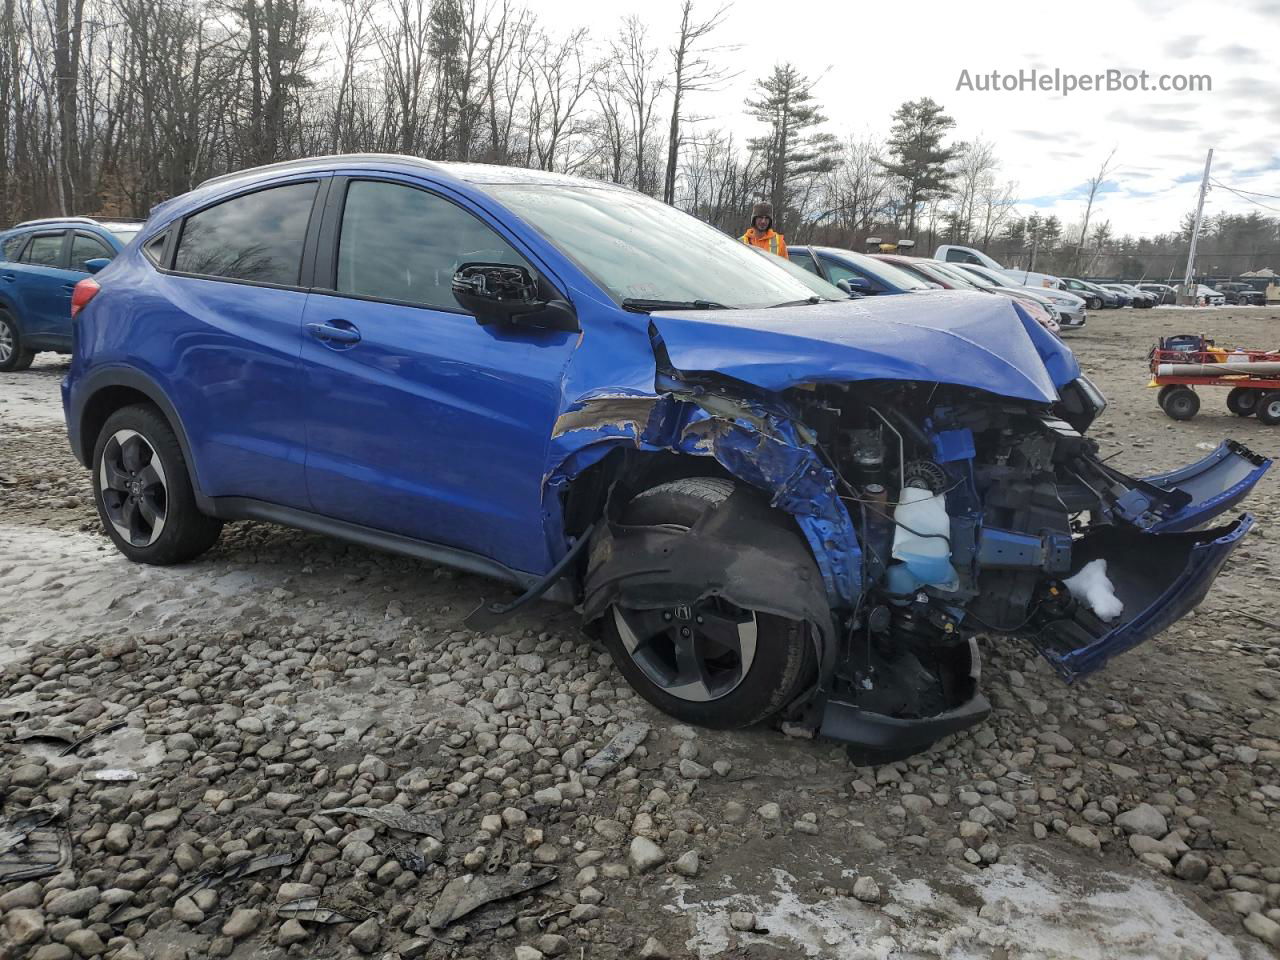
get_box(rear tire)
[1226,387,1259,418]
[92,404,223,564]
[0,310,35,372]
[1161,386,1200,421]
[599,477,816,730]
[1257,391,1280,426]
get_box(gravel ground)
[2,306,1280,960]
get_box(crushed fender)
[548,384,860,610]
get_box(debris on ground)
[277,897,372,925]
[428,867,558,929]
[581,720,650,778]
[0,804,71,883]
[320,804,445,839]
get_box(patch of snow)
[670,845,1265,960]
[0,523,272,668]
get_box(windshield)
[919,262,978,288]
[949,264,1001,288]
[486,184,829,309]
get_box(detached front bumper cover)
[1033,515,1253,681]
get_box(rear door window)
[1,232,27,261]
[175,181,319,286]
[335,179,530,311]
[71,233,114,272]
[21,232,67,267]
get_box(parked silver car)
[953,263,1088,329]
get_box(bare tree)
[1072,147,1116,273]
[662,0,733,205]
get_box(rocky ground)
[2,305,1280,960]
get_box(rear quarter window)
[0,232,27,261]
[174,181,318,286]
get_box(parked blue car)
[0,216,141,370]
[63,155,1269,759]
[787,245,939,296]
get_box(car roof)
[195,154,630,193]
[148,154,633,228]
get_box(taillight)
[71,277,100,319]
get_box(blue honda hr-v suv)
[62,154,1268,758]
[0,216,141,370]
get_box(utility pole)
[1180,148,1213,304]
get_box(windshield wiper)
[769,296,824,307]
[620,298,730,313]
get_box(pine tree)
[878,97,958,237]
[744,63,838,228]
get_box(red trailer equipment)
[1149,334,1280,424]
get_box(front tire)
[92,404,222,564]
[0,310,34,372]
[600,477,815,730]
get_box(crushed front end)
[782,376,1268,758]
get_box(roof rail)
[14,216,99,228]
[196,153,439,190]
[12,216,143,229]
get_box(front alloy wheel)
[98,428,169,547]
[612,600,758,703]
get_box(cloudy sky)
[540,0,1280,238]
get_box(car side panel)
[72,251,312,508]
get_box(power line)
[1210,181,1280,202]
[1210,179,1280,214]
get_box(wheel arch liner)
[580,486,836,647]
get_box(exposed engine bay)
[779,377,1266,757]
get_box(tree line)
[1,0,1276,281]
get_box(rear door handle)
[1,273,14,282]
[306,321,361,344]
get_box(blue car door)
[7,231,74,342]
[300,175,577,577]
[153,177,323,508]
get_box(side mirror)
[451,262,578,332]
[837,276,872,294]
[83,257,111,274]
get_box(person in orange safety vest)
[740,201,788,258]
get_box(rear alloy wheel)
[98,428,170,548]
[1226,387,1259,418]
[0,311,34,372]
[92,404,223,564]
[1257,391,1280,426]
[1089,296,1103,310]
[599,477,815,729]
[1161,385,1200,421]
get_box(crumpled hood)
[650,290,1080,404]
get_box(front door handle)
[1,273,14,282]
[307,321,361,345]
